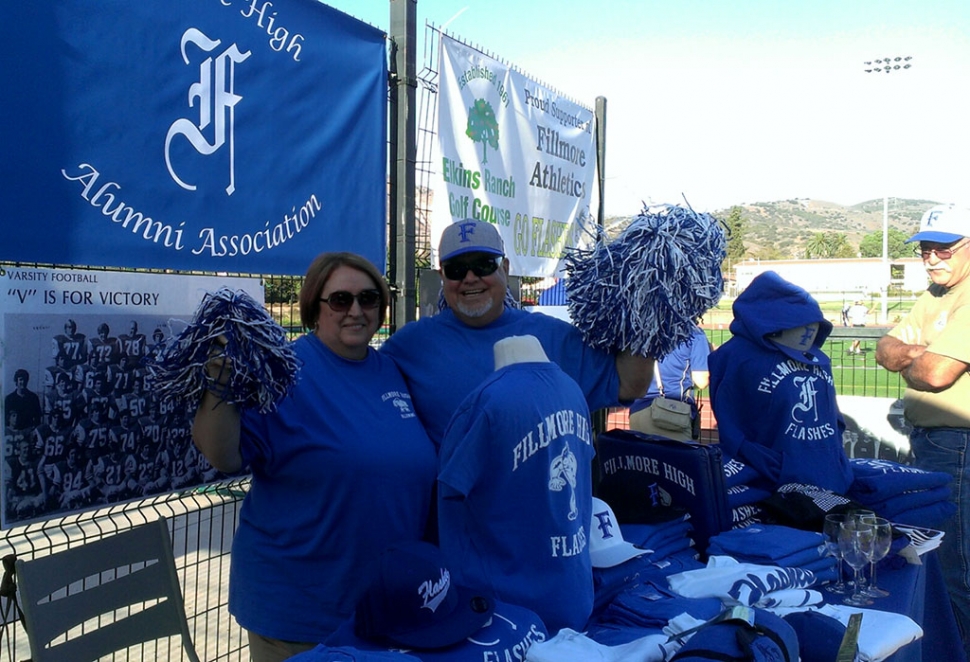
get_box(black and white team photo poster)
[1,267,263,529]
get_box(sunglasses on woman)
[442,257,501,281]
[319,289,381,312]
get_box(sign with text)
[435,36,597,277]
[1,2,387,275]
[0,267,262,529]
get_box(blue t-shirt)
[380,308,618,445]
[437,361,595,632]
[231,334,437,642]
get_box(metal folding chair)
[14,517,202,662]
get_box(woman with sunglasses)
[192,252,436,662]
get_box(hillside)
[606,198,940,259]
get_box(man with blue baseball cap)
[876,203,970,654]
[380,218,653,447]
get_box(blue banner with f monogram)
[1,2,387,275]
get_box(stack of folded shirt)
[590,545,703,614]
[847,458,956,527]
[723,457,762,488]
[726,484,772,529]
[620,513,699,562]
[705,524,837,583]
[589,500,702,621]
[585,577,722,645]
[591,553,656,620]
[722,457,771,528]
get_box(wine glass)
[839,519,875,606]
[847,510,875,594]
[864,517,893,598]
[822,514,849,594]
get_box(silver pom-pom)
[564,203,725,359]
[144,288,300,413]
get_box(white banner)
[0,267,262,528]
[435,35,597,277]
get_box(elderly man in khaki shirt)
[876,204,970,654]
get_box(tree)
[804,232,830,259]
[265,278,299,304]
[859,228,910,259]
[719,206,748,279]
[465,99,499,164]
[801,231,854,259]
[722,206,747,262]
[826,232,855,259]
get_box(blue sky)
[323,0,970,216]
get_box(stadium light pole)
[882,195,888,324]
[864,56,913,324]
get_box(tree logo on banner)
[465,98,500,164]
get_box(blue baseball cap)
[354,541,494,650]
[439,219,505,262]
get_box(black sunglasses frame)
[319,289,382,312]
[442,257,502,281]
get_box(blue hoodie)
[708,271,852,493]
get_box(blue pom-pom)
[143,287,300,413]
[563,203,725,359]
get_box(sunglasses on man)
[915,239,969,261]
[319,289,382,312]
[442,257,502,281]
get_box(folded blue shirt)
[731,505,766,529]
[727,484,773,508]
[861,484,952,519]
[708,539,827,570]
[646,537,697,563]
[723,457,762,488]
[588,578,722,638]
[707,524,826,564]
[621,518,693,550]
[891,499,957,528]
[848,458,951,501]
[592,555,670,614]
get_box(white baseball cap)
[907,204,970,243]
[589,497,651,568]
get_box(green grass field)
[828,343,906,399]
